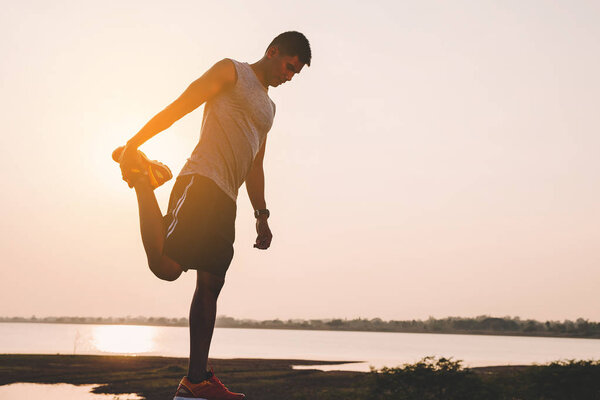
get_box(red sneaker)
[173,373,245,400]
[111,146,172,189]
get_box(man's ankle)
[187,370,212,384]
[132,174,152,190]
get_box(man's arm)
[246,139,273,250]
[119,59,236,170]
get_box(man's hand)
[118,144,144,186]
[254,218,273,250]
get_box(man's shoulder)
[209,58,238,87]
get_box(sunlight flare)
[92,325,157,354]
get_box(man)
[112,31,311,400]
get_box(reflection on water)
[92,325,157,354]
[293,362,372,372]
[0,383,142,400]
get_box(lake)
[1,322,599,371]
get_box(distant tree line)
[0,315,188,327]
[2,315,599,339]
[214,316,600,338]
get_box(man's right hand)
[118,144,144,185]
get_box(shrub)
[368,356,496,400]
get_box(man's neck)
[250,59,269,89]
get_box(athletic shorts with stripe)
[163,174,237,278]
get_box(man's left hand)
[254,218,272,250]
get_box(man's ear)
[266,45,279,59]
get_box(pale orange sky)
[1,0,599,321]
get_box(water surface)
[1,322,599,371]
[0,383,141,400]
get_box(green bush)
[368,358,600,400]
[368,356,496,400]
[517,360,600,400]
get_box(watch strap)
[254,208,270,218]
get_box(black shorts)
[163,174,236,277]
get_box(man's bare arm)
[246,139,267,211]
[126,58,236,148]
[246,139,272,249]
[119,59,236,173]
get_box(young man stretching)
[113,32,311,400]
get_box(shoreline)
[0,353,530,372]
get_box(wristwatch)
[254,209,270,219]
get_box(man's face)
[267,48,305,87]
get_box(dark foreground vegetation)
[1,355,599,399]
[3,314,600,339]
[370,357,600,400]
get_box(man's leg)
[188,270,225,381]
[133,176,183,281]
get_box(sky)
[1,0,599,322]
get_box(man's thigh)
[163,174,236,278]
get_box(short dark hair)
[267,31,312,66]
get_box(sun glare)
[92,325,157,354]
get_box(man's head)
[263,31,311,87]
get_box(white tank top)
[178,59,276,201]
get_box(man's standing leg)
[188,271,225,381]
[133,172,230,382]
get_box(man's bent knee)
[149,256,183,281]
